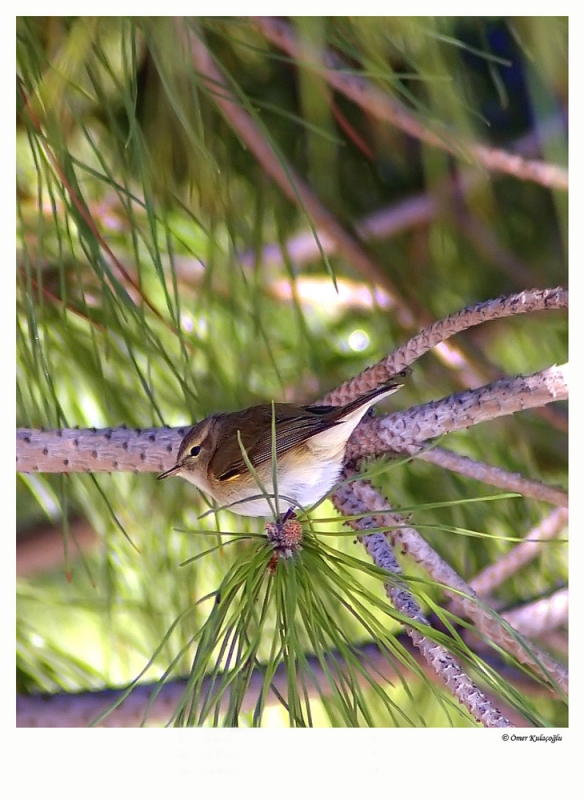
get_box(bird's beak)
[157,463,182,480]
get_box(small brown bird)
[158,382,401,517]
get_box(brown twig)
[252,17,568,191]
[470,508,569,597]
[185,24,416,328]
[501,590,568,640]
[239,114,567,275]
[179,28,567,407]
[17,82,181,344]
[414,448,568,508]
[17,633,537,728]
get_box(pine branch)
[16,17,568,730]
[16,291,568,519]
[333,469,568,697]
[324,287,567,404]
[184,22,414,324]
[470,508,568,596]
[413,448,567,507]
[16,364,567,486]
[332,471,513,727]
[252,17,568,191]
[348,364,568,459]
[501,590,568,640]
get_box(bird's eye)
[189,445,201,457]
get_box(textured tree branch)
[15,279,567,727]
[324,287,567,405]
[16,424,187,475]
[347,364,568,460]
[333,469,568,696]
[332,471,513,727]
[16,290,568,526]
[16,365,567,484]
[414,449,568,508]
[16,20,568,731]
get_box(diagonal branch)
[348,364,568,460]
[333,469,568,697]
[323,287,567,405]
[412,448,567,508]
[184,23,415,326]
[470,508,568,597]
[332,470,513,727]
[252,17,568,191]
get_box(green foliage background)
[16,16,567,727]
